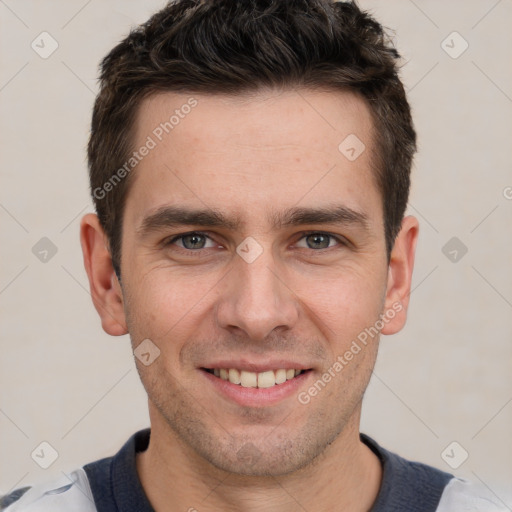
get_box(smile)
[203,368,307,388]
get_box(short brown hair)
[88,0,416,277]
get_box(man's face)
[116,89,398,475]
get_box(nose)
[215,248,299,342]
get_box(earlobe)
[381,215,419,335]
[80,213,128,336]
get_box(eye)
[295,232,344,250]
[168,232,217,250]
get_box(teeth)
[275,368,287,384]
[211,368,304,388]
[228,368,241,385]
[240,370,257,387]
[257,370,275,388]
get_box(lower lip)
[200,369,312,408]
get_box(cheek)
[123,264,221,342]
[291,265,387,342]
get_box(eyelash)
[165,230,347,255]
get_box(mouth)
[201,367,311,389]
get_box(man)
[1,1,505,511]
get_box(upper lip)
[200,359,312,373]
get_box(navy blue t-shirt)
[84,429,452,511]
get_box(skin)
[81,88,418,511]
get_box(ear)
[80,213,128,336]
[381,215,419,335]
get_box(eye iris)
[182,234,205,249]
[307,234,330,249]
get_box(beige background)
[1,0,511,505]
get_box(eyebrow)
[137,204,369,237]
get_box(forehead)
[125,88,381,230]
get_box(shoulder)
[0,469,97,512]
[1,430,148,512]
[437,477,509,512]
[362,433,452,510]
[361,434,507,512]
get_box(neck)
[136,407,382,512]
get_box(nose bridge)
[215,243,298,341]
[243,255,281,310]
